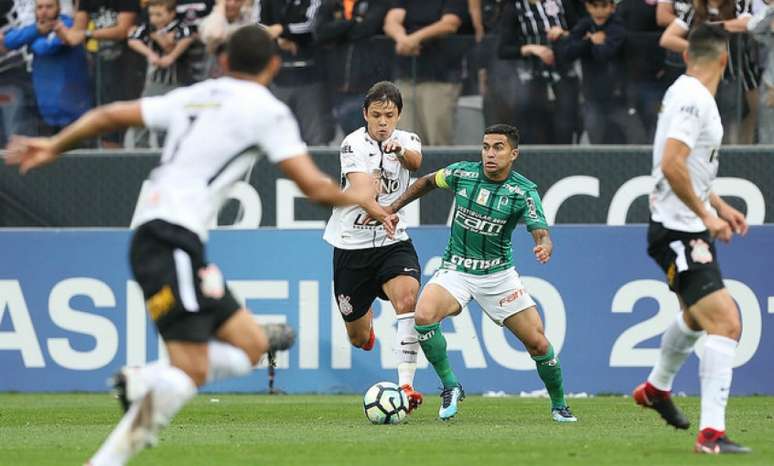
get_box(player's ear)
[512,148,519,161]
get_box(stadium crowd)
[0,0,772,147]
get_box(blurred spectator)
[260,0,335,145]
[0,0,38,145]
[199,0,249,55]
[129,0,194,95]
[176,0,214,82]
[55,0,139,147]
[660,0,758,143]
[562,0,642,143]
[314,0,391,135]
[618,0,667,141]
[748,0,773,143]
[2,0,92,134]
[498,0,581,144]
[471,0,510,127]
[383,0,470,146]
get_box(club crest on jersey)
[476,188,491,206]
[690,239,713,264]
[497,196,509,210]
[337,294,353,316]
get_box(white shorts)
[427,267,536,326]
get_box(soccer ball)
[363,381,409,425]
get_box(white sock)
[699,334,736,432]
[395,312,418,387]
[206,340,253,384]
[647,312,704,391]
[89,366,196,466]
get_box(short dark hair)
[148,0,176,11]
[363,81,403,114]
[226,25,277,75]
[484,124,520,148]
[686,23,729,63]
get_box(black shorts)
[647,221,725,307]
[333,240,421,322]
[129,220,241,342]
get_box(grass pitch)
[0,393,772,466]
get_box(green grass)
[0,394,772,466]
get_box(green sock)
[532,344,567,409]
[415,323,459,389]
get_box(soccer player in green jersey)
[387,124,577,422]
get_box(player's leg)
[633,301,699,430]
[333,247,378,350]
[88,341,203,466]
[383,274,422,411]
[687,288,750,454]
[502,306,575,423]
[415,270,470,419]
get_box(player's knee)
[722,316,742,341]
[247,331,269,365]
[349,332,370,348]
[181,363,208,387]
[414,307,435,326]
[527,339,550,357]
[393,294,417,315]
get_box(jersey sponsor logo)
[337,294,353,316]
[457,188,468,198]
[379,177,401,195]
[498,288,525,307]
[475,188,491,206]
[502,184,524,195]
[417,329,435,341]
[454,207,506,236]
[689,238,713,264]
[341,144,354,154]
[352,213,381,229]
[526,197,539,220]
[448,255,503,271]
[679,105,700,118]
[453,169,479,179]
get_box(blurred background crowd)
[0,0,772,148]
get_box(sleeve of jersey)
[402,131,422,153]
[140,93,178,131]
[665,97,703,150]
[340,138,368,175]
[259,107,308,163]
[523,190,549,231]
[434,166,455,191]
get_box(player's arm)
[387,170,441,213]
[382,138,422,171]
[5,101,143,174]
[656,1,676,28]
[531,229,552,264]
[346,171,398,235]
[709,192,748,236]
[661,138,732,241]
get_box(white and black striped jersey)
[135,77,307,240]
[650,75,723,232]
[323,127,421,250]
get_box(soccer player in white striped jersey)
[632,23,750,454]
[5,25,385,466]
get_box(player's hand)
[703,214,733,243]
[156,55,174,68]
[717,204,748,236]
[532,45,555,65]
[382,139,402,156]
[533,243,552,264]
[4,135,60,174]
[395,36,421,56]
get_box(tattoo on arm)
[389,173,437,212]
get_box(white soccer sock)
[395,312,419,387]
[206,340,253,384]
[89,366,196,466]
[699,334,736,432]
[647,312,704,391]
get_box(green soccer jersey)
[434,160,548,275]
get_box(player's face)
[363,100,400,142]
[149,5,175,29]
[481,134,517,177]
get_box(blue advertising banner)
[1,226,772,394]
